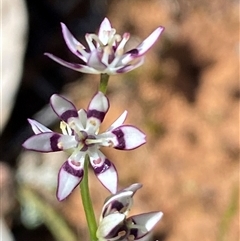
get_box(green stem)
[80,155,98,241]
[99,73,110,94]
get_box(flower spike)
[45,18,164,75]
[23,92,146,201]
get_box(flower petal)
[88,92,109,117]
[50,94,78,123]
[72,109,87,130]
[97,213,126,240]
[95,161,118,194]
[87,49,107,71]
[100,183,142,220]
[98,18,112,44]
[44,53,101,74]
[136,27,164,55]
[22,133,77,152]
[108,125,146,150]
[120,183,142,195]
[101,190,134,219]
[106,110,128,131]
[128,212,163,239]
[61,22,88,61]
[122,26,164,64]
[86,92,109,132]
[116,57,145,74]
[57,160,84,201]
[28,119,52,134]
[89,151,117,194]
[101,184,142,219]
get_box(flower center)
[74,131,95,151]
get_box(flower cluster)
[23,17,164,240]
[97,184,163,241]
[45,18,164,75]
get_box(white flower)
[23,92,146,201]
[45,18,164,75]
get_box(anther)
[127,234,135,241]
[118,230,127,237]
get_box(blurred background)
[0,0,239,241]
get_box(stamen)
[108,34,121,47]
[101,46,112,65]
[76,45,89,62]
[108,34,129,68]
[60,121,68,135]
[127,234,135,241]
[116,33,130,56]
[66,124,73,136]
[86,33,102,49]
[114,34,122,43]
[118,230,127,237]
[68,122,84,138]
[85,138,102,145]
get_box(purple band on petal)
[126,48,139,56]
[102,200,124,217]
[87,109,106,122]
[112,129,126,149]
[103,201,124,217]
[50,134,62,151]
[63,161,83,178]
[129,226,138,239]
[61,110,78,123]
[116,66,131,74]
[111,201,124,212]
[93,159,111,174]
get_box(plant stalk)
[99,73,109,94]
[80,155,98,241]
